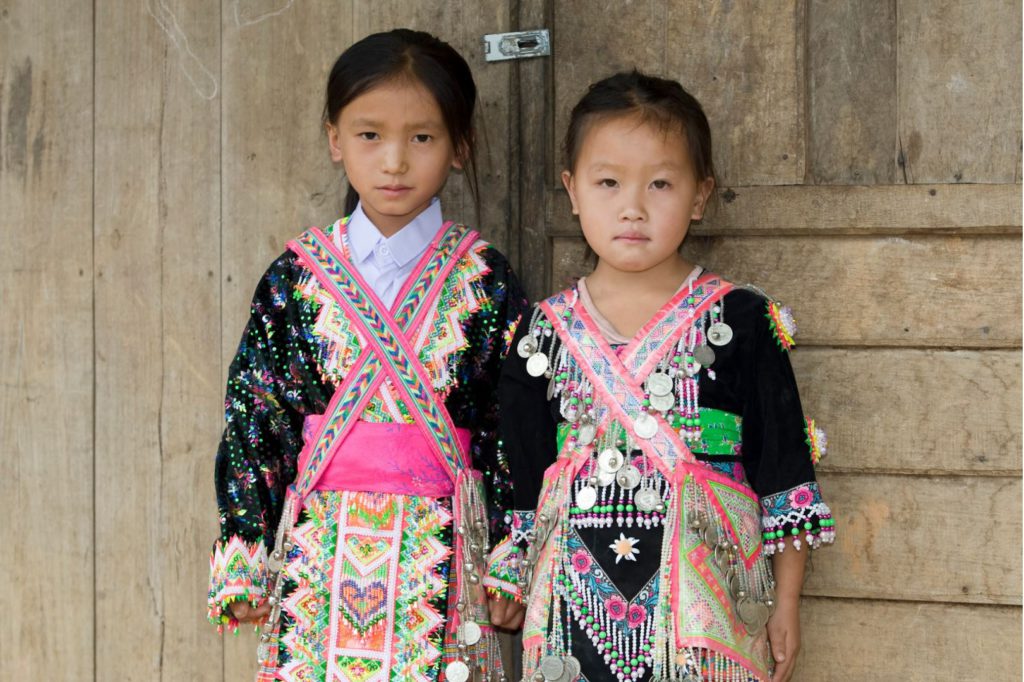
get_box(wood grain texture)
[353,0,515,253]
[549,184,1023,236]
[93,1,222,679]
[0,1,94,678]
[794,598,1022,681]
[666,1,805,185]
[552,0,667,184]
[808,0,897,184]
[221,3,350,674]
[805,473,1021,605]
[898,0,1022,183]
[551,235,1022,347]
[794,348,1022,476]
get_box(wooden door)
[514,2,1023,681]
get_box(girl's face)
[562,114,713,275]
[327,79,460,234]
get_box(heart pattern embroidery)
[339,578,389,634]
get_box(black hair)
[323,29,479,217]
[563,69,717,212]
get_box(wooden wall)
[0,1,1019,680]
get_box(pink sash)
[299,417,469,497]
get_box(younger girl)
[207,29,527,682]
[502,71,834,682]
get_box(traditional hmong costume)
[501,270,834,682]
[208,206,528,682]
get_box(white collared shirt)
[335,198,443,308]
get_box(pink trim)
[306,226,477,470]
[305,420,468,497]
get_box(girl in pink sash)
[207,30,528,682]
[502,72,834,682]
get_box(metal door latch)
[483,29,551,62]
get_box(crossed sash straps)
[287,219,479,501]
[539,273,733,479]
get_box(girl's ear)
[691,177,715,221]
[451,139,470,171]
[561,170,580,215]
[326,121,343,163]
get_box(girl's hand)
[766,597,800,681]
[229,599,271,624]
[487,595,525,630]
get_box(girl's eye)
[651,179,671,190]
[598,178,618,188]
[413,134,433,143]
[358,132,379,141]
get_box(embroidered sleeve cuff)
[483,534,523,602]
[506,508,536,548]
[760,482,835,554]
[207,535,270,631]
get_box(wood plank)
[94,1,222,679]
[794,598,1021,681]
[898,0,1022,183]
[0,1,94,678]
[515,0,555,300]
[552,0,667,185]
[804,474,1021,605]
[666,1,804,185]
[221,3,354,675]
[551,235,1022,347]
[353,1,516,254]
[549,184,1023,236]
[794,348,1021,476]
[808,0,897,184]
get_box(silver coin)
[707,322,733,346]
[517,335,537,359]
[649,392,674,413]
[633,412,658,440]
[616,464,642,490]
[596,469,616,487]
[445,660,470,682]
[577,423,597,446]
[702,525,721,548]
[539,655,565,680]
[693,344,715,366]
[576,485,597,510]
[461,620,482,645]
[736,597,770,634]
[646,372,673,396]
[635,487,660,512]
[526,352,549,377]
[546,375,556,401]
[560,400,578,421]
[563,655,581,680]
[597,448,624,473]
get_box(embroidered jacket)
[500,275,834,682]
[208,220,528,635]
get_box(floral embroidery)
[766,299,796,351]
[505,508,536,547]
[605,595,627,620]
[805,417,827,464]
[609,532,640,563]
[761,481,835,553]
[571,549,592,574]
[626,603,647,628]
[787,485,815,509]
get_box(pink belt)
[298,416,469,497]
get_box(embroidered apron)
[522,275,774,681]
[256,220,500,681]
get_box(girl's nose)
[382,143,408,175]
[619,188,646,222]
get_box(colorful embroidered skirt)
[268,490,454,681]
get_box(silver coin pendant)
[634,412,658,440]
[707,322,733,346]
[526,352,549,377]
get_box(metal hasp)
[483,29,551,62]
